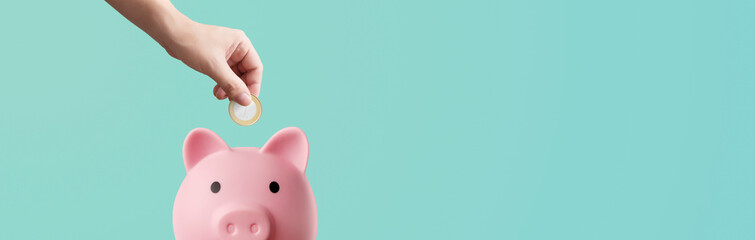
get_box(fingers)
[213,85,226,100]
[208,58,252,106]
[209,31,262,104]
[236,41,263,97]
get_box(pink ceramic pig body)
[173,127,317,240]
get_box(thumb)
[207,60,252,106]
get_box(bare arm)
[106,0,262,106]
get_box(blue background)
[1,0,754,239]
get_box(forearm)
[106,0,263,103]
[105,0,193,49]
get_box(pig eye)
[269,181,279,193]
[210,181,221,193]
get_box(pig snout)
[215,205,272,239]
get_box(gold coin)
[228,95,262,126]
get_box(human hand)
[106,0,263,106]
[163,21,263,106]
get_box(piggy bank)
[173,127,317,240]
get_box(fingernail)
[234,93,252,106]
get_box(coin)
[228,95,262,126]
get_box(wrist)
[149,3,196,54]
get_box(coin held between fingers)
[229,95,261,126]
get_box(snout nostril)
[216,209,270,238]
[226,223,236,234]
[250,223,259,234]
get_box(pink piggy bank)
[173,127,317,240]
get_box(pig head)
[173,127,317,240]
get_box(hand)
[165,22,263,106]
[105,0,263,106]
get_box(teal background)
[1,0,754,239]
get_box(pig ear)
[183,128,229,172]
[261,127,309,172]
